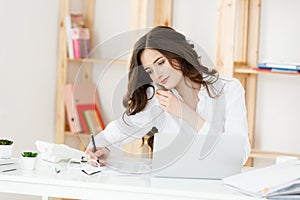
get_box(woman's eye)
[145,70,152,74]
[158,60,165,65]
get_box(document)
[223,162,300,199]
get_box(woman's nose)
[153,66,163,80]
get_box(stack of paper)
[0,158,20,172]
[223,162,300,199]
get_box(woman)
[86,26,250,166]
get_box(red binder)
[76,104,105,134]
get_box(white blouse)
[91,77,251,164]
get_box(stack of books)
[257,62,300,73]
[0,158,20,172]
[65,14,91,59]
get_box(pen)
[91,135,99,164]
[91,135,97,153]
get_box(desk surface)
[0,159,264,200]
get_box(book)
[83,110,103,134]
[258,62,300,72]
[254,67,300,73]
[258,62,300,70]
[65,15,74,59]
[271,68,300,73]
[223,162,300,199]
[70,27,91,59]
[71,28,81,59]
[65,13,89,59]
[79,28,91,58]
[76,104,105,134]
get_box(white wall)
[172,0,217,66]
[0,0,59,199]
[0,1,59,153]
[254,0,300,166]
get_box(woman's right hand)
[85,147,110,167]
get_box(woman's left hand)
[156,90,205,132]
[155,90,184,118]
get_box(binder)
[77,104,105,134]
[63,83,105,133]
[223,161,300,199]
[63,84,83,133]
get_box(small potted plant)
[0,139,14,159]
[21,151,38,170]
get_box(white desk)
[0,160,264,200]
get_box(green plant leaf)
[21,152,38,157]
[0,139,13,145]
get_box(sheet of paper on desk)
[223,162,300,199]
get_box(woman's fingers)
[85,147,110,167]
[98,160,106,166]
[156,90,176,107]
[156,90,170,97]
[155,90,183,118]
[156,90,170,103]
[95,148,109,159]
[89,159,105,167]
[85,148,97,160]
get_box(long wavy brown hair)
[122,26,220,150]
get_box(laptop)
[151,132,246,179]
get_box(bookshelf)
[216,0,300,165]
[55,0,173,154]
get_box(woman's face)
[140,49,183,89]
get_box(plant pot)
[21,157,37,170]
[0,145,13,159]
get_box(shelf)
[234,68,258,74]
[68,58,128,65]
[65,131,91,138]
[250,149,300,160]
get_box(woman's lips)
[161,76,169,84]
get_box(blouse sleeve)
[223,79,251,164]
[88,88,162,151]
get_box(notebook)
[151,132,246,179]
